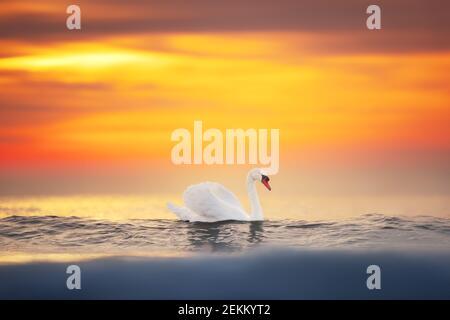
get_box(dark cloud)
[0,0,448,52]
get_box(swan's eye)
[261,174,269,182]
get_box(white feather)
[167,168,270,222]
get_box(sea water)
[0,195,449,299]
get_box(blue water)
[1,250,450,299]
[1,213,449,299]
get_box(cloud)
[0,0,448,52]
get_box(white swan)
[167,168,272,222]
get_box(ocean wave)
[1,213,449,255]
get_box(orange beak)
[261,175,271,191]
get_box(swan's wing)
[167,202,195,221]
[167,202,213,222]
[183,182,246,221]
[208,182,243,209]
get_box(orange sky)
[0,0,449,195]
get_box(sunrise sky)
[0,0,449,199]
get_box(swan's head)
[248,168,271,191]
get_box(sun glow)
[0,45,171,71]
[0,3,448,199]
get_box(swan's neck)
[247,176,263,221]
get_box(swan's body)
[167,168,271,222]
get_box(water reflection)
[186,221,265,252]
[3,214,450,258]
[248,221,264,244]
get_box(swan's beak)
[261,175,271,191]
